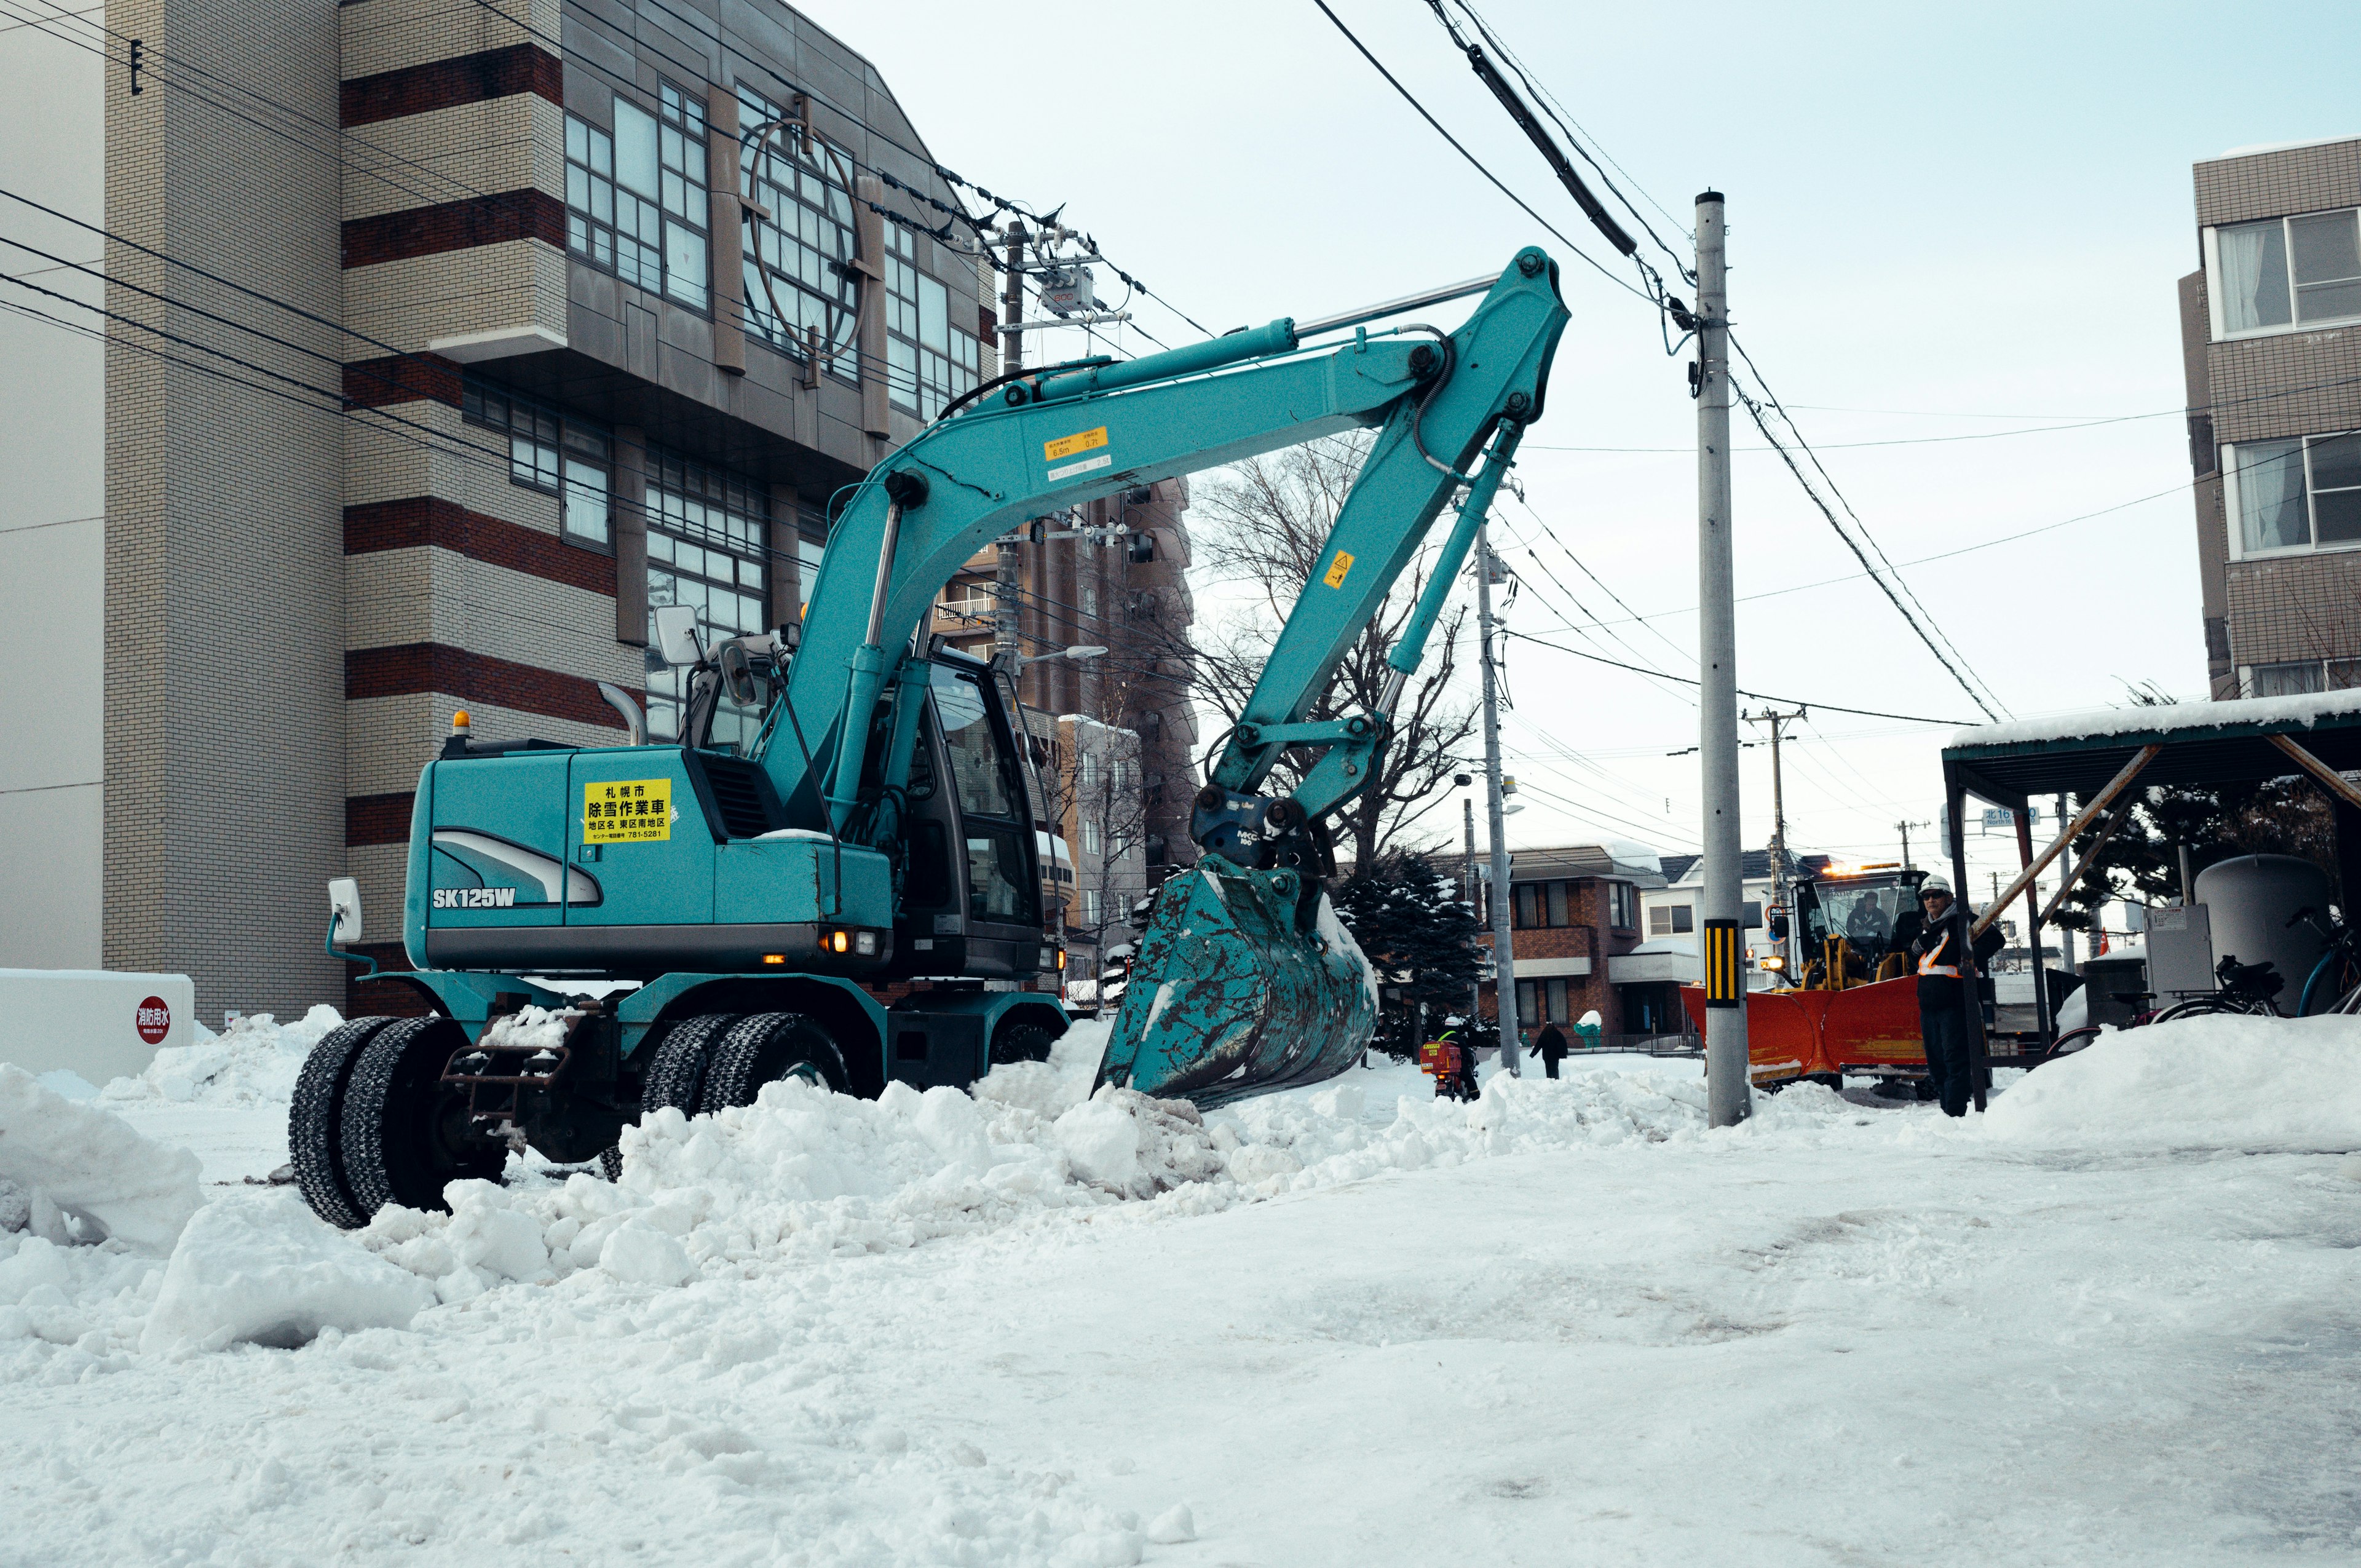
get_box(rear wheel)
[701,1012,847,1111]
[289,1016,400,1229]
[2150,997,2239,1026]
[2047,1025,2105,1058]
[638,1013,740,1116]
[989,1020,1056,1067]
[338,1016,505,1220]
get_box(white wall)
[0,23,105,967]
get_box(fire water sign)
[583,778,672,844]
[135,996,172,1045]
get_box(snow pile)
[1983,1013,2361,1152]
[100,1004,346,1106]
[139,1197,436,1353]
[0,1065,202,1252]
[346,1029,1749,1304]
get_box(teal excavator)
[293,249,1568,1226]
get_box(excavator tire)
[989,1020,1055,1066]
[638,1013,740,1117]
[338,1016,505,1220]
[289,1016,401,1229]
[700,1012,847,1111]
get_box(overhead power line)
[1500,626,1975,726]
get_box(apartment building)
[1464,842,1663,1037]
[2180,136,2361,699]
[1647,849,1829,991]
[69,0,999,1019]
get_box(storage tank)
[2193,854,2331,1003]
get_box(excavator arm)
[774,247,1568,1104]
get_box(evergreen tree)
[1332,852,1487,1058]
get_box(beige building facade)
[2180,136,2361,699]
[87,0,999,1019]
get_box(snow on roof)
[1946,689,2361,754]
[2205,133,2361,162]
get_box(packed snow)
[1,1007,2355,1564]
[1947,685,2361,750]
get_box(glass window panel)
[2330,659,2361,691]
[663,169,687,220]
[591,179,612,226]
[2216,219,2292,333]
[934,669,1018,819]
[919,272,948,354]
[2299,279,2361,323]
[647,531,674,563]
[1547,978,1568,1023]
[566,115,587,165]
[665,222,708,309]
[2312,433,2361,494]
[660,125,684,173]
[2235,440,2310,551]
[2253,660,2325,697]
[2289,210,2360,287]
[737,556,762,588]
[563,458,609,545]
[1546,881,1569,927]
[566,164,588,213]
[2313,488,2361,545]
[614,99,660,199]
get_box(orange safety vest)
[1918,924,1960,980]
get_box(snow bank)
[140,1198,436,1353]
[1983,1013,2361,1152]
[100,1005,345,1106]
[346,1026,1746,1302]
[1948,687,2361,751]
[0,1065,202,1252]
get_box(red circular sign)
[135,996,172,1046]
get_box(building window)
[738,88,858,373]
[884,222,981,419]
[1082,820,1101,856]
[1608,881,1637,930]
[1082,887,1101,926]
[1649,903,1695,937]
[1513,881,1577,929]
[644,448,769,750]
[460,380,611,547]
[2225,433,2361,556]
[564,82,708,310]
[2244,659,2361,697]
[2211,207,2361,338]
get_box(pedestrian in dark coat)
[1906,875,1999,1117]
[1536,1022,1568,1079]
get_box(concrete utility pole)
[995,223,1027,687]
[1744,705,1803,975]
[1695,190,1747,1127]
[1460,780,1481,1031]
[1476,526,1521,1078]
[1896,818,1931,869]
[2055,792,2078,974]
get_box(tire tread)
[701,1012,846,1112]
[289,1016,397,1230]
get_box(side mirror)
[718,641,767,707]
[652,604,705,668]
[328,877,363,944]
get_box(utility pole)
[1896,818,1931,869]
[995,222,1027,689]
[1476,526,1521,1078]
[2055,792,2078,975]
[1695,190,1747,1127]
[1460,778,1481,1031]
[1743,705,1804,976]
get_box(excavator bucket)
[1094,858,1377,1108]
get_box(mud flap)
[1094,858,1377,1108]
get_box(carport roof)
[1942,691,2361,808]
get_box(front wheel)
[337,1016,505,1219]
[989,1020,1056,1066]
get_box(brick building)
[44,0,1009,1020]
[2180,136,2361,699]
[1463,842,1663,1039]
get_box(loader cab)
[885,650,1048,980]
[1793,864,1927,979]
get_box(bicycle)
[2047,954,2287,1057]
[2287,906,2361,1016]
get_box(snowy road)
[4,1020,2359,1566]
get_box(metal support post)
[2055,793,2078,975]
[1463,788,1481,1031]
[1695,190,1749,1127]
[2014,809,2054,1045]
[1476,524,1521,1078]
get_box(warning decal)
[1043,426,1109,462]
[583,777,673,844]
[1323,550,1355,588]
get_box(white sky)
[805,0,2361,913]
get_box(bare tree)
[1189,434,1477,870]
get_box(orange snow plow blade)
[1682,976,1924,1082]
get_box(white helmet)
[1919,874,1952,898]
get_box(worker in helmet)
[1905,875,2000,1116]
